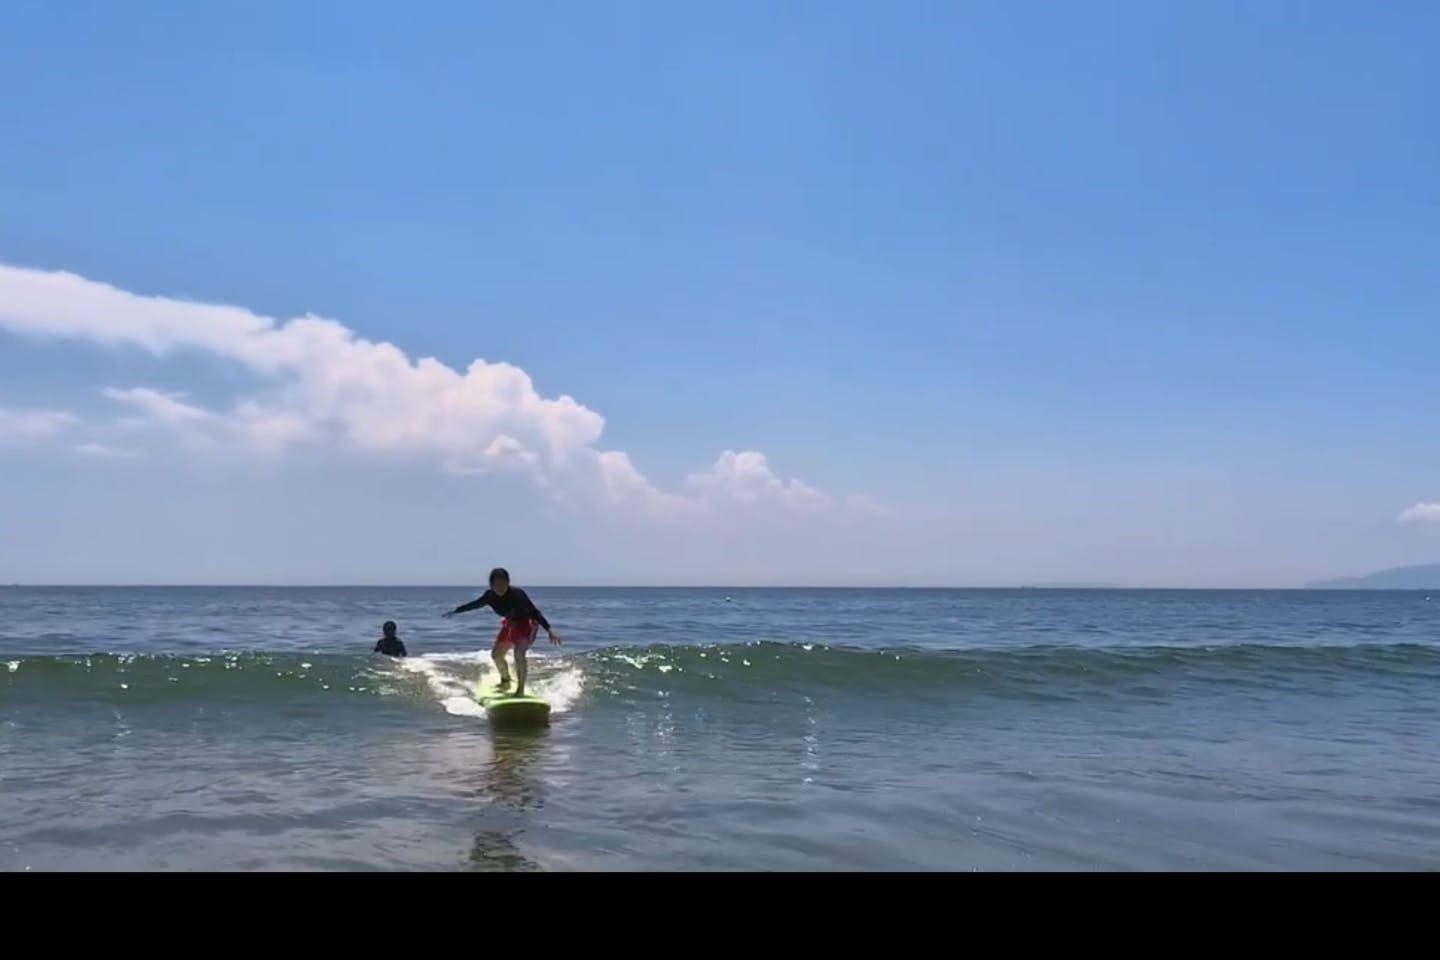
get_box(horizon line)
[0,582,1414,591]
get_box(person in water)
[374,620,408,657]
[444,568,560,696]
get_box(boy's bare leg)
[491,643,510,686]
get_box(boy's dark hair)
[488,567,510,586]
[383,620,397,632]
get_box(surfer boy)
[443,568,561,697]
[373,620,408,657]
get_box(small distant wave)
[3,639,1438,713]
[578,639,1440,702]
[0,650,585,721]
[0,652,379,705]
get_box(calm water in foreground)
[3,587,1439,870]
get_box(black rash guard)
[374,636,407,656]
[452,588,551,631]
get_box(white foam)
[399,652,584,720]
[532,662,585,714]
[399,653,481,717]
[6,660,18,673]
[443,696,487,717]
[414,651,487,665]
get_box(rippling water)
[3,586,1439,870]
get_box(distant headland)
[1309,563,1440,590]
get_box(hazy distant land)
[1310,563,1440,590]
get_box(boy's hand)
[442,610,455,619]
[548,630,563,646]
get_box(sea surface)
[3,586,1439,871]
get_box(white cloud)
[0,408,78,443]
[688,451,829,510]
[103,387,212,426]
[0,261,877,517]
[73,442,141,460]
[1398,502,1440,526]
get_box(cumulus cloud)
[73,442,141,460]
[0,261,876,517]
[103,387,212,426]
[0,408,78,443]
[1398,502,1440,526]
[688,451,827,509]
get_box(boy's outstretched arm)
[443,593,489,618]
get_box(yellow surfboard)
[475,676,551,728]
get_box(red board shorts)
[494,617,540,653]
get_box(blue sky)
[1,0,1437,586]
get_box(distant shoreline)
[1307,562,1440,591]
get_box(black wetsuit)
[374,636,407,656]
[452,588,551,630]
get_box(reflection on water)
[468,827,540,872]
[468,727,549,871]
[480,730,548,811]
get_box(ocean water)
[3,586,1439,871]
